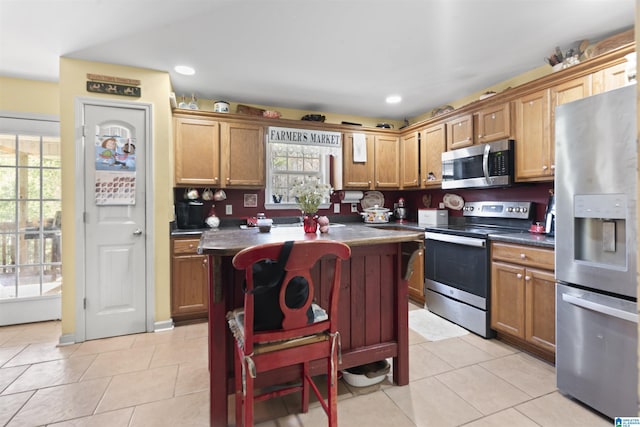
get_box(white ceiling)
[0,0,634,120]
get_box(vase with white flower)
[290,176,331,233]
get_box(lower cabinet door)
[524,268,556,352]
[491,262,526,339]
[171,254,209,317]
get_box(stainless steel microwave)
[441,139,514,189]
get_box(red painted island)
[198,224,424,426]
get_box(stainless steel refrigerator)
[555,83,638,419]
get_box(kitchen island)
[198,225,424,426]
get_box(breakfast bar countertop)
[197,224,424,255]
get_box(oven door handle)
[425,232,486,248]
[482,143,491,183]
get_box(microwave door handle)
[482,143,491,183]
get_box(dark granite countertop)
[197,224,424,256]
[488,232,555,249]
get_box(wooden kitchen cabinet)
[420,123,446,187]
[592,61,628,94]
[400,131,420,189]
[407,247,424,304]
[374,134,400,188]
[342,132,399,189]
[220,122,265,188]
[342,132,375,189]
[491,242,556,359]
[174,117,221,186]
[446,114,473,150]
[475,102,512,143]
[514,89,552,182]
[171,237,209,323]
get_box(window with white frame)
[264,127,341,211]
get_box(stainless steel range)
[424,201,534,337]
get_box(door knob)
[133,229,143,235]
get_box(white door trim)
[73,97,155,343]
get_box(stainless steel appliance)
[424,200,534,337]
[555,84,638,419]
[543,192,555,236]
[441,139,514,189]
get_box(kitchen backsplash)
[173,182,554,224]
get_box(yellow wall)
[0,77,59,115]
[59,58,174,336]
[410,64,552,124]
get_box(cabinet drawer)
[491,242,554,270]
[173,238,200,254]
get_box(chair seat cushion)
[227,304,329,354]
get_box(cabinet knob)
[478,134,483,138]
[368,181,371,185]
[413,179,417,184]
[525,275,531,281]
[466,137,471,141]
[214,177,218,182]
[550,165,556,170]
[542,165,548,170]
[202,258,208,267]
[226,177,230,183]
[520,253,526,259]
[516,273,523,279]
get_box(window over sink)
[264,127,341,211]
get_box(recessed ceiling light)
[385,95,402,104]
[174,65,195,76]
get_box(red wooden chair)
[228,240,351,427]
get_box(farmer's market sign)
[267,126,341,147]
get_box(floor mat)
[408,309,469,341]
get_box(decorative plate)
[360,191,384,210]
[443,193,464,210]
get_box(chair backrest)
[232,240,351,353]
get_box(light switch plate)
[225,204,233,215]
[351,203,358,213]
[334,203,340,214]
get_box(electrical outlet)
[351,203,358,213]
[333,203,340,214]
[225,204,233,215]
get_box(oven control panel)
[462,201,533,219]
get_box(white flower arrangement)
[290,176,331,214]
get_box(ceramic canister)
[213,101,230,113]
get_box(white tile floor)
[0,303,612,426]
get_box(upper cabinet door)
[592,62,628,94]
[446,114,473,150]
[400,131,420,189]
[174,117,220,186]
[220,122,265,188]
[421,123,446,187]
[374,134,400,188]
[514,89,552,182]
[342,132,375,189]
[476,102,511,143]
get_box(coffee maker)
[176,201,205,229]
[544,191,556,235]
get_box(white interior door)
[82,104,147,340]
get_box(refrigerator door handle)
[562,293,638,323]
